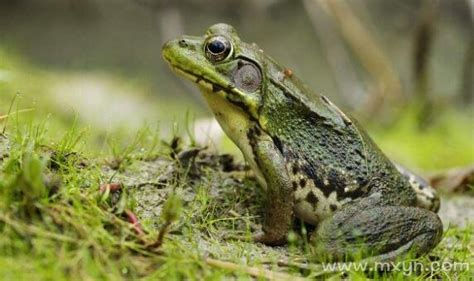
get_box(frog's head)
[162,23,266,119]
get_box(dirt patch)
[102,147,473,231]
[101,148,257,229]
[439,195,474,228]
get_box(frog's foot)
[311,199,443,262]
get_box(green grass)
[0,119,472,280]
[370,105,474,171]
[1,47,473,280]
[0,117,474,280]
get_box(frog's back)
[259,60,416,215]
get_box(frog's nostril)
[179,39,188,47]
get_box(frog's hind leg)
[311,196,443,262]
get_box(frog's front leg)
[311,193,443,262]
[250,135,294,246]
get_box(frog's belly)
[293,181,351,225]
[201,89,267,189]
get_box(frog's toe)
[311,204,443,262]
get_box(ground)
[0,129,472,280]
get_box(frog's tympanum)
[162,24,442,262]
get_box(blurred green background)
[0,0,473,170]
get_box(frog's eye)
[205,36,232,62]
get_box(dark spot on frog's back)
[306,192,319,205]
[354,147,364,158]
[328,170,345,190]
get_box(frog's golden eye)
[205,36,232,62]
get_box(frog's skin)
[162,23,443,262]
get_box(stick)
[205,257,307,281]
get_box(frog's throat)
[167,63,260,119]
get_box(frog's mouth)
[167,63,235,95]
[163,59,260,119]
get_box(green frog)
[162,23,442,262]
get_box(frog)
[162,23,443,262]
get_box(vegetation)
[0,49,473,280]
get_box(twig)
[145,221,172,250]
[428,165,474,193]
[124,209,145,236]
[99,182,122,193]
[460,20,473,104]
[302,0,366,109]
[133,181,169,189]
[413,0,438,128]
[2,92,33,134]
[0,108,35,121]
[315,0,403,114]
[205,257,307,281]
[276,259,341,278]
[1,93,18,135]
[147,194,182,249]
